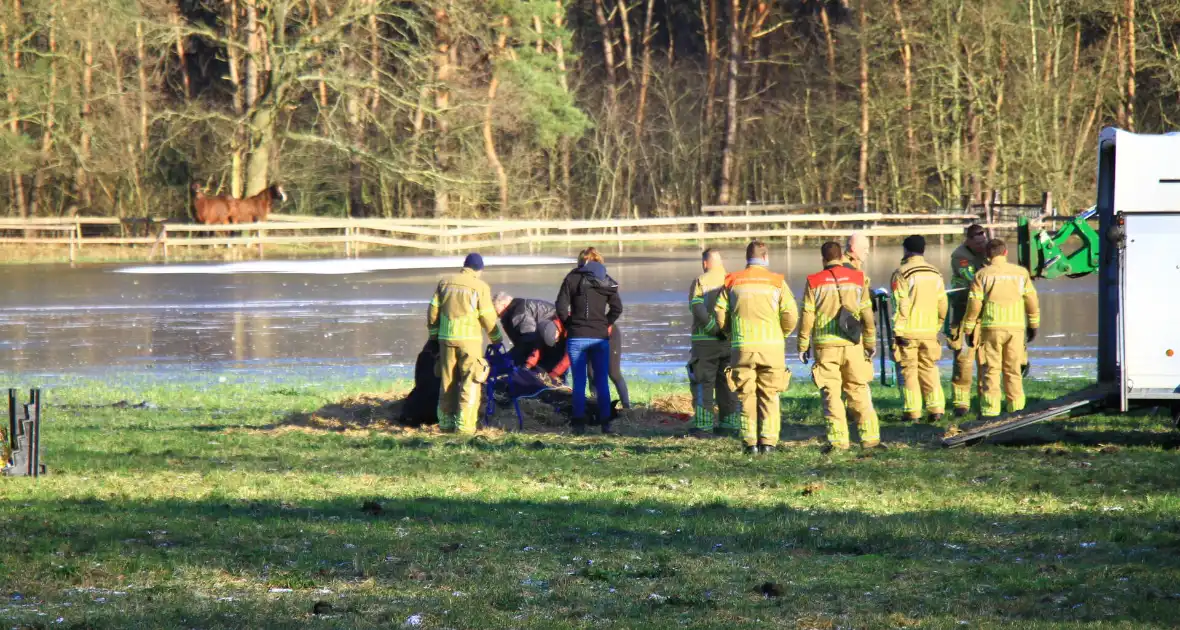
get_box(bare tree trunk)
[368,0,380,115]
[634,0,655,134]
[616,0,633,77]
[1116,22,1126,128]
[227,0,244,197]
[170,9,191,100]
[31,1,58,217]
[700,0,719,207]
[857,0,870,192]
[715,0,740,205]
[819,5,838,200]
[1067,30,1113,197]
[4,0,28,218]
[309,0,327,108]
[1126,0,1136,131]
[593,0,618,113]
[245,0,259,111]
[484,17,510,215]
[553,0,572,214]
[433,4,455,218]
[133,20,150,215]
[76,28,94,207]
[890,0,917,195]
[985,43,1008,193]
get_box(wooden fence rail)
[0,210,1013,262]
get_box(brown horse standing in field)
[228,185,286,223]
[191,182,232,224]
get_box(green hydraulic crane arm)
[1017,207,1100,279]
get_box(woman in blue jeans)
[555,259,623,434]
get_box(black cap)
[903,235,926,255]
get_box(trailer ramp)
[941,385,1114,448]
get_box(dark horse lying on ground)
[191,183,287,225]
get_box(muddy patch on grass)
[263,390,694,437]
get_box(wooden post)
[616,225,623,254]
[163,226,169,262]
[258,226,266,259]
[345,225,352,258]
[68,225,76,265]
[75,220,83,250]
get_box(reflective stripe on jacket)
[689,267,727,342]
[713,264,798,350]
[891,255,948,339]
[798,262,876,351]
[427,268,502,343]
[962,255,1040,333]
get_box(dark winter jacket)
[555,261,623,340]
[500,298,558,347]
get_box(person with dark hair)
[686,249,738,438]
[799,241,880,453]
[427,253,502,434]
[556,258,624,434]
[714,240,798,454]
[961,239,1040,418]
[493,292,569,381]
[574,249,631,411]
[947,224,990,416]
[890,235,948,423]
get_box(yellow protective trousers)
[688,341,740,431]
[812,345,879,448]
[978,329,1027,418]
[894,338,946,418]
[728,349,789,447]
[437,341,489,434]
[949,321,981,411]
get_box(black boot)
[953,407,969,419]
[759,444,776,455]
[928,412,944,424]
[601,422,616,435]
[743,445,759,455]
[571,419,587,436]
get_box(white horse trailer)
[945,128,1180,446]
[1096,128,1180,411]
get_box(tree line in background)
[2,0,1179,221]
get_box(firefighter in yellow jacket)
[798,241,881,452]
[427,253,503,433]
[947,224,989,416]
[961,239,1040,418]
[687,249,740,438]
[890,235,948,422]
[714,240,798,454]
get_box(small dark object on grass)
[312,601,333,615]
[439,542,462,553]
[759,582,784,597]
[1098,445,1121,455]
[1044,447,1069,457]
[361,501,383,516]
[528,440,547,450]
[801,483,824,497]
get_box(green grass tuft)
[1,377,1178,628]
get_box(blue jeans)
[568,337,612,422]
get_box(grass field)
[2,376,1179,629]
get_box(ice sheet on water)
[113,255,576,276]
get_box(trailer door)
[1120,213,1180,401]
